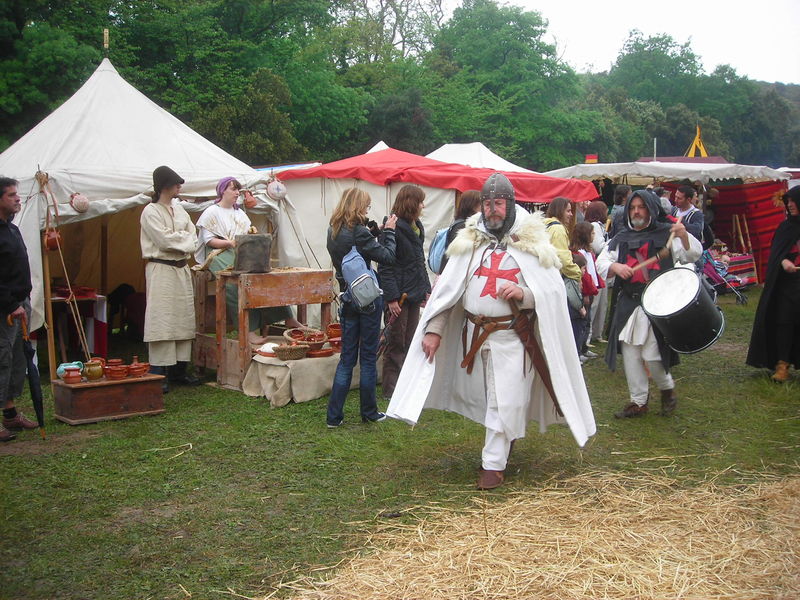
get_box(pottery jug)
[57,361,84,379]
[83,359,105,381]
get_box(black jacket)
[378,218,431,304]
[0,217,32,316]
[327,222,396,293]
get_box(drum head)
[642,267,699,317]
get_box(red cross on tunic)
[474,251,520,298]
[790,241,800,266]
[625,242,661,284]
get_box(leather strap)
[148,257,188,268]
[460,312,514,374]
[508,298,563,417]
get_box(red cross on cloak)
[625,242,660,284]
[474,251,520,298]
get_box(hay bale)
[279,473,800,600]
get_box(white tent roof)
[367,140,390,153]
[426,142,536,173]
[0,59,311,330]
[543,161,789,184]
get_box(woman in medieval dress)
[195,177,302,346]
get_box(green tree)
[192,68,305,165]
[606,30,702,106]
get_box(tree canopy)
[1,0,798,168]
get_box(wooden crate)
[52,375,165,425]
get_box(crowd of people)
[1,170,798,491]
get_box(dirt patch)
[0,428,104,456]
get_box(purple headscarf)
[215,177,241,208]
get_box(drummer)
[596,189,702,419]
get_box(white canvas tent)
[0,59,313,331]
[427,142,536,173]
[544,161,789,184]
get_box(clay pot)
[44,229,62,251]
[128,364,149,377]
[105,365,129,380]
[106,358,124,367]
[82,359,105,381]
[69,193,90,213]
[57,361,84,379]
[326,323,342,339]
[62,367,82,384]
[242,189,257,209]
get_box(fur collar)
[446,207,561,270]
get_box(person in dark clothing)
[746,186,800,382]
[326,188,397,427]
[0,177,38,441]
[378,185,431,398]
[440,190,481,273]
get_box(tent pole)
[42,235,57,383]
[100,216,108,294]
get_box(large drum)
[641,266,724,354]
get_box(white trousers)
[481,347,513,471]
[621,342,674,406]
[148,339,192,366]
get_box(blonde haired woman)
[325,188,397,427]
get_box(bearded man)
[596,190,702,418]
[387,173,596,490]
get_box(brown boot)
[660,389,678,416]
[3,412,37,431]
[772,361,790,383]
[0,426,17,442]
[614,402,648,419]
[477,468,504,490]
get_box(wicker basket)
[274,343,310,360]
[283,327,327,351]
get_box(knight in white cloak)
[140,166,199,391]
[387,173,596,490]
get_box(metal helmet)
[480,173,516,236]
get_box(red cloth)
[664,180,786,281]
[581,269,598,297]
[280,148,599,204]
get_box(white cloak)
[387,207,596,447]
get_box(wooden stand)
[52,375,165,425]
[208,269,334,391]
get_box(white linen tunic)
[140,201,197,343]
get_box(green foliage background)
[1,0,798,169]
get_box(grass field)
[1,287,797,599]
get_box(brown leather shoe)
[0,426,17,442]
[772,360,790,383]
[3,412,37,430]
[477,468,504,490]
[660,389,678,416]
[614,402,648,419]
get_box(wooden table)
[212,269,334,391]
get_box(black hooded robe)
[746,215,800,369]
[604,190,681,373]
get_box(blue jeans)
[326,298,383,425]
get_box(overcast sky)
[444,0,800,85]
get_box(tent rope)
[36,171,92,362]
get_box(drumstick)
[631,215,683,273]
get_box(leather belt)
[148,257,188,268]
[461,311,514,374]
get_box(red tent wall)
[666,181,786,281]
